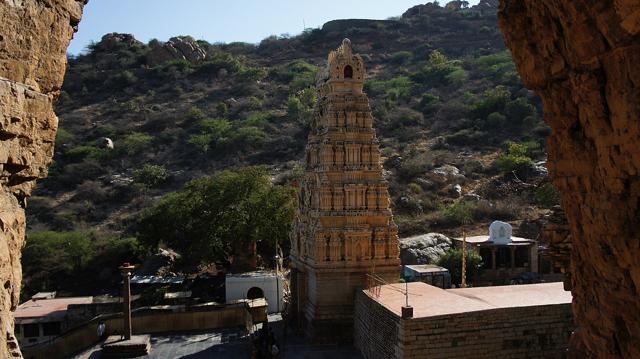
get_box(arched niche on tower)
[344,65,353,79]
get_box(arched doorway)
[344,65,353,78]
[247,286,264,299]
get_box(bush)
[188,118,232,153]
[64,145,111,162]
[195,53,242,76]
[418,93,440,113]
[55,128,74,146]
[216,102,228,117]
[187,107,206,121]
[495,154,535,177]
[444,201,475,225]
[535,183,560,207]
[365,76,414,102]
[239,66,268,82]
[411,50,463,87]
[287,91,315,124]
[94,124,116,138]
[470,86,510,120]
[273,60,319,91]
[390,51,413,65]
[232,126,267,149]
[244,111,272,128]
[504,97,537,128]
[133,164,171,188]
[445,129,489,146]
[504,141,542,158]
[436,248,483,286]
[122,132,153,155]
[485,112,506,129]
[397,152,434,180]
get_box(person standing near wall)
[97,321,106,341]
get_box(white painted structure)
[225,271,284,313]
[488,220,513,245]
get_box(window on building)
[14,324,20,336]
[42,322,61,336]
[22,323,39,338]
[344,65,353,79]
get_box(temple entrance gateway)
[290,39,400,342]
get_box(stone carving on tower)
[289,39,400,342]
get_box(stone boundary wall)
[355,291,574,359]
[354,290,400,359]
[21,304,253,359]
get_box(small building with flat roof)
[403,264,451,289]
[15,295,93,346]
[354,281,573,359]
[453,221,541,285]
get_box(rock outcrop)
[499,1,640,358]
[93,32,142,52]
[147,36,207,66]
[0,0,86,357]
[539,206,572,290]
[399,233,452,265]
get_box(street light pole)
[119,263,135,340]
[461,230,467,288]
[275,254,281,313]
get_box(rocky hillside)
[23,1,558,295]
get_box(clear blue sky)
[69,0,480,54]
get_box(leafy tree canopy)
[137,166,296,264]
[436,247,483,286]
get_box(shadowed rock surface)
[0,0,86,357]
[499,1,640,358]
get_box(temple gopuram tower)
[290,39,400,342]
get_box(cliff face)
[0,0,86,357]
[498,1,640,358]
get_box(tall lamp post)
[461,230,468,288]
[119,262,135,340]
[274,254,281,313]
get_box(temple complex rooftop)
[368,281,571,319]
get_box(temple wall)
[354,290,574,359]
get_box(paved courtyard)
[75,323,362,358]
[75,329,250,359]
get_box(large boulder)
[93,33,142,52]
[400,233,452,265]
[136,248,180,276]
[147,36,207,66]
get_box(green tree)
[137,166,296,264]
[411,50,463,87]
[471,86,511,119]
[22,231,144,299]
[436,248,483,286]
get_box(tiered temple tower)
[290,39,400,342]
